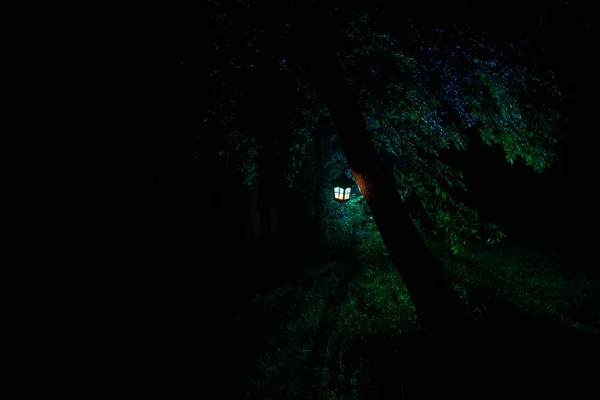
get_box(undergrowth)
[242,260,416,399]
[433,239,600,335]
[236,236,599,398]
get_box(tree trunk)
[313,120,323,243]
[248,180,263,243]
[298,29,467,336]
[267,183,281,259]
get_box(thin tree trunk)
[248,181,263,243]
[269,198,280,239]
[313,121,323,243]
[299,29,467,336]
[268,186,280,259]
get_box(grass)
[228,235,600,398]
[232,260,417,399]
[435,238,600,335]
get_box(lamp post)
[332,175,355,203]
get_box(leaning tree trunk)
[297,28,467,337]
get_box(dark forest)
[31,0,599,397]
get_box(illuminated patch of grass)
[242,260,417,399]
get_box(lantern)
[332,175,355,203]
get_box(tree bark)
[298,29,467,336]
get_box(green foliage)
[435,238,600,335]
[240,235,599,398]
[394,155,504,254]
[466,59,561,172]
[243,260,416,399]
[284,98,329,187]
[217,129,261,185]
[319,133,504,256]
[338,264,417,336]
[199,5,562,250]
[325,11,563,251]
[318,135,393,261]
[340,11,562,169]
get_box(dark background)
[28,1,596,395]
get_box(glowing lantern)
[332,175,355,203]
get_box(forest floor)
[217,232,600,399]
